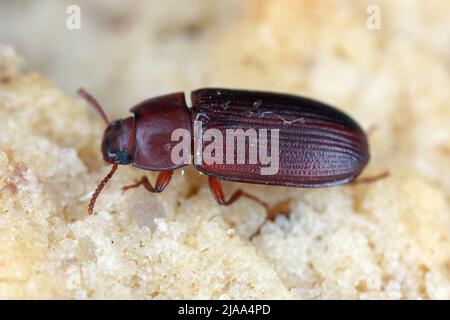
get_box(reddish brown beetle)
[78,88,378,215]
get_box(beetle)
[78,88,382,215]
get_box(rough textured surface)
[0,0,449,299]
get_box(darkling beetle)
[78,88,386,215]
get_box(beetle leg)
[353,171,390,184]
[366,124,378,136]
[123,170,173,193]
[208,177,269,209]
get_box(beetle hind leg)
[353,171,390,184]
[208,177,269,209]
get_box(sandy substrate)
[0,0,449,299]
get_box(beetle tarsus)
[366,124,379,136]
[353,171,390,184]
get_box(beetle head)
[102,117,136,165]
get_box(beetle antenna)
[88,164,118,215]
[78,88,110,125]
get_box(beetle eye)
[117,151,132,164]
[107,151,132,165]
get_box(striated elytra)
[191,89,369,187]
[78,88,370,215]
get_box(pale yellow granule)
[254,177,450,299]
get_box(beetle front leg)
[123,170,173,193]
[208,177,269,209]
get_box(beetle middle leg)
[208,177,269,209]
[123,170,173,193]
